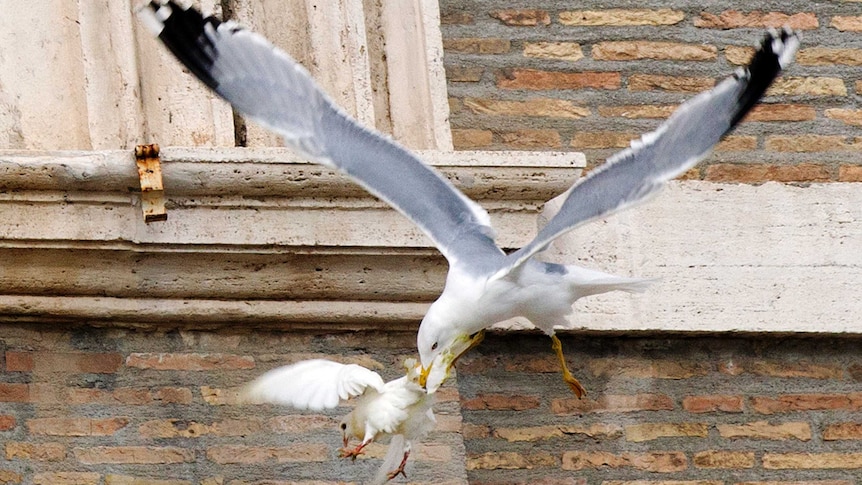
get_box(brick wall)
[440,3,862,182]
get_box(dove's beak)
[419,330,485,389]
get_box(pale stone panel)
[78,0,146,149]
[133,0,235,147]
[0,0,91,149]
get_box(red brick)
[552,394,675,415]
[744,104,817,122]
[205,444,329,464]
[823,422,862,440]
[462,422,492,439]
[498,69,621,90]
[592,41,717,61]
[6,351,122,373]
[74,446,194,464]
[628,74,715,92]
[490,9,550,26]
[27,417,128,436]
[683,395,745,413]
[562,451,687,472]
[126,353,254,370]
[839,165,862,182]
[0,415,14,431]
[704,163,832,183]
[462,393,540,411]
[0,382,30,402]
[695,11,819,29]
[752,393,862,414]
[5,442,66,461]
[693,451,755,468]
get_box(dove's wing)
[243,359,385,411]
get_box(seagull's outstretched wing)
[243,359,386,411]
[138,1,502,271]
[502,28,800,275]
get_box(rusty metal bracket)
[134,144,168,223]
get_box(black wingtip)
[138,0,223,91]
[729,27,801,127]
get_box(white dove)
[137,1,799,398]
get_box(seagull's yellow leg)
[551,334,586,398]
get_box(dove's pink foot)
[339,441,369,461]
[386,451,410,481]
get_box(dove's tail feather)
[370,435,408,485]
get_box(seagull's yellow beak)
[419,330,485,390]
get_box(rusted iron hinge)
[134,144,168,223]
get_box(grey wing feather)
[138,1,503,272]
[501,28,800,275]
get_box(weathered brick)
[559,9,684,26]
[206,444,328,464]
[500,129,562,149]
[705,163,832,183]
[126,353,254,370]
[694,451,755,469]
[826,108,862,126]
[571,131,635,149]
[467,451,556,470]
[831,15,862,31]
[28,417,128,436]
[498,69,621,90]
[823,422,862,440]
[361,442,451,462]
[839,165,862,182]
[628,74,714,92]
[857,80,862,94]
[489,9,550,26]
[797,48,862,66]
[6,351,122,373]
[440,10,474,25]
[744,360,844,379]
[752,393,862,414]
[592,42,717,61]
[524,42,584,61]
[589,358,709,379]
[105,476,191,485]
[725,46,754,65]
[695,11,818,29]
[446,66,484,82]
[716,136,758,151]
[552,394,675,415]
[268,415,334,434]
[763,452,862,469]
[494,423,623,442]
[74,446,194,464]
[604,482,721,485]
[718,421,812,441]
[443,38,510,54]
[562,451,687,472]
[598,105,676,119]
[0,415,14,431]
[464,98,590,118]
[744,104,816,122]
[452,129,493,149]
[6,442,66,461]
[32,472,100,485]
[767,77,848,96]
[625,423,709,442]
[0,469,21,484]
[68,387,192,405]
[735,482,853,485]
[765,135,858,153]
[139,418,262,438]
[683,395,745,413]
[462,393,540,411]
[434,413,462,433]
[0,382,30,402]
[462,422,491,439]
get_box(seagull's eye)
[431,342,438,351]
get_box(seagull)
[137,1,800,397]
[243,333,480,484]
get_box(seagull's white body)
[244,359,434,484]
[138,0,800,396]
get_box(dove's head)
[339,414,362,448]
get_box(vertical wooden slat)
[379,0,453,150]
[78,0,146,149]
[0,0,91,149]
[133,0,235,147]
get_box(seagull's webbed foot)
[551,334,587,399]
[339,441,370,461]
[385,450,410,481]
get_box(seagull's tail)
[370,435,408,485]
[565,265,657,299]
